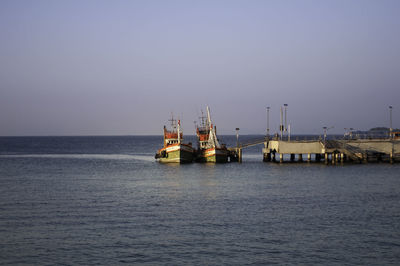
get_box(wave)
[0,154,155,162]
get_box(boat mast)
[168,113,177,131]
[177,119,181,144]
[206,106,220,148]
[206,106,212,127]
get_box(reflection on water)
[158,163,220,200]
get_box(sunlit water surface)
[1,136,399,265]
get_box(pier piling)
[298,154,303,162]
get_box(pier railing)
[236,134,392,149]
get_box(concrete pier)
[232,135,398,164]
[262,139,400,164]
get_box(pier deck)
[261,139,399,164]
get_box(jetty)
[227,104,399,164]
[264,138,399,164]
[229,136,400,164]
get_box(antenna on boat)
[199,110,206,128]
[168,112,176,130]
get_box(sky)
[0,0,399,136]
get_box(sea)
[0,135,399,265]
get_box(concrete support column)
[340,153,345,163]
[363,153,368,164]
[279,153,284,163]
[298,154,303,162]
[334,153,339,164]
[290,154,295,161]
[325,153,329,164]
[238,149,242,163]
[307,153,311,162]
[390,152,394,164]
[264,152,271,162]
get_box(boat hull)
[157,144,194,163]
[196,148,229,163]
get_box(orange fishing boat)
[155,116,194,163]
[195,106,228,163]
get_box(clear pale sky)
[1,0,399,136]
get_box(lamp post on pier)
[389,106,393,139]
[284,104,288,136]
[266,107,270,140]
[280,106,283,140]
[236,128,240,148]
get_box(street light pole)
[389,106,393,139]
[236,128,240,148]
[284,104,288,135]
[280,106,283,140]
[266,107,270,139]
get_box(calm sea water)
[1,136,399,265]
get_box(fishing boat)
[155,116,194,163]
[195,106,229,163]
